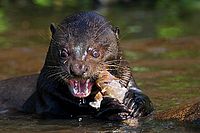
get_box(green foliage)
[156,0,200,13]
[32,0,92,9]
[159,50,200,59]
[124,51,142,60]
[33,0,52,7]
[0,9,8,33]
[157,26,183,39]
[155,0,200,39]
[131,66,149,73]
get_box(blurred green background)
[0,0,200,48]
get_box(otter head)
[44,12,120,98]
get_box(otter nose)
[70,63,88,76]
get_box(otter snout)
[70,62,89,76]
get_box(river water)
[0,2,199,132]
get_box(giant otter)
[2,12,154,120]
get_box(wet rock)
[155,101,200,125]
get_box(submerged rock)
[155,101,200,125]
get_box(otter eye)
[88,48,100,58]
[92,49,100,58]
[60,48,69,58]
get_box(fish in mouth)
[67,79,95,98]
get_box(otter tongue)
[75,80,87,93]
[69,79,93,98]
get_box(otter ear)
[112,27,120,40]
[50,23,57,35]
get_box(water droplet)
[79,99,82,105]
[79,98,86,105]
[78,117,82,122]
[82,98,86,104]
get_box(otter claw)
[123,89,154,118]
[108,112,130,120]
[96,97,130,120]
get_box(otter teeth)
[86,79,90,89]
[74,80,78,94]
[74,88,78,94]
[85,79,90,94]
[74,87,78,94]
[68,79,94,97]
[74,81,78,87]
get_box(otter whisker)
[45,67,61,71]
[46,70,64,76]
[55,73,71,85]
[47,71,66,79]
[99,62,130,70]
[94,26,110,41]
[104,61,127,64]
[62,73,71,79]
[45,71,60,78]
[105,68,118,71]
[105,67,124,71]
[54,76,64,83]
[105,64,128,68]
[121,76,131,80]
[104,59,128,63]
[51,76,62,83]
[43,68,61,75]
[45,65,61,69]
[57,25,68,37]
[60,75,70,83]
[48,72,69,83]
[57,25,72,43]
[42,69,59,75]
[93,21,110,39]
[44,59,59,64]
[45,65,61,67]
[51,36,62,46]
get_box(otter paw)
[108,112,131,121]
[123,89,154,118]
[96,97,130,120]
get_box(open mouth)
[67,79,94,98]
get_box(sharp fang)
[74,88,78,94]
[86,79,90,89]
[85,79,90,94]
[85,88,89,94]
[74,80,78,88]
[74,80,79,94]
